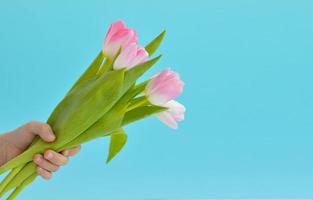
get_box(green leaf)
[68,51,104,93]
[0,69,125,174]
[49,69,125,145]
[145,30,166,55]
[129,80,149,98]
[122,105,167,126]
[47,51,104,125]
[60,99,126,150]
[59,79,145,151]
[106,128,128,163]
[123,55,161,93]
[1,92,131,197]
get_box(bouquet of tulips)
[0,20,185,200]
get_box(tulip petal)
[145,69,184,106]
[154,100,185,129]
[156,112,178,129]
[103,20,138,58]
[113,43,149,70]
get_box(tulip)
[103,20,138,59]
[145,69,184,106]
[156,100,186,129]
[113,43,149,70]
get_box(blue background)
[1,0,313,199]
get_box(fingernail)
[45,152,53,159]
[48,134,56,141]
[35,156,41,163]
[63,150,69,156]
[37,167,45,174]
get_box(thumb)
[27,121,56,143]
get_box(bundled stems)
[7,174,36,200]
[0,28,168,199]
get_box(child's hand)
[0,121,81,179]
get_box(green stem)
[126,96,149,112]
[96,58,112,75]
[7,173,36,200]
[1,162,36,196]
[0,166,23,197]
[129,80,149,98]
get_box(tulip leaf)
[122,105,167,126]
[0,69,125,174]
[123,55,161,93]
[50,69,125,144]
[61,100,126,150]
[69,51,104,92]
[145,30,166,55]
[106,128,128,163]
[58,80,142,151]
[47,51,104,125]
[129,80,149,98]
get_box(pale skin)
[0,121,81,180]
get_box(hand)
[0,121,81,179]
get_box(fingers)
[33,154,59,172]
[33,147,81,180]
[62,146,81,157]
[44,150,68,166]
[34,150,67,179]
[37,167,52,180]
[26,121,55,142]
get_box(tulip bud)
[145,69,184,106]
[156,100,186,129]
[113,43,149,70]
[103,20,138,59]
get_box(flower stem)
[96,58,111,74]
[126,96,149,112]
[0,165,23,197]
[7,173,36,200]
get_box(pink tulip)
[156,100,186,129]
[113,43,149,70]
[103,20,138,59]
[145,69,184,106]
